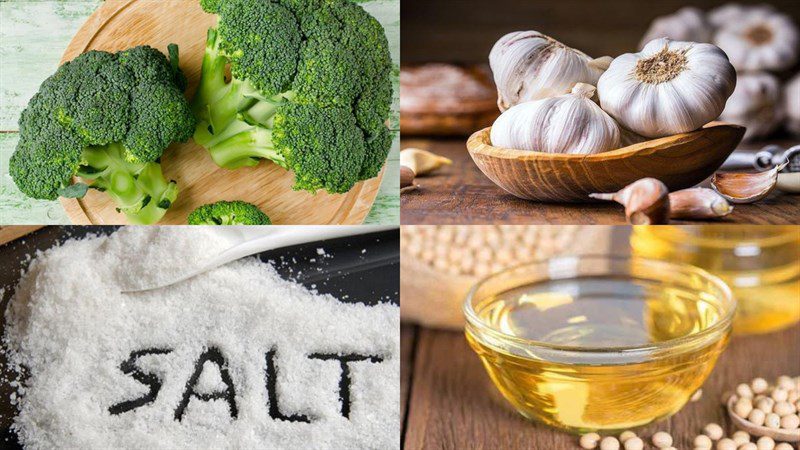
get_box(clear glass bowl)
[463,255,735,433]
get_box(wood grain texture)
[467,123,744,202]
[400,139,800,224]
[0,226,41,246]
[402,324,800,450]
[55,0,382,225]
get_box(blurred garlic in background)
[707,3,776,29]
[639,7,711,49]
[720,72,784,141]
[714,9,799,71]
[489,31,612,111]
[785,73,800,136]
[490,83,621,154]
[598,38,736,138]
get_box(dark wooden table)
[400,138,800,225]
[401,323,800,449]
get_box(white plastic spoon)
[121,225,397,293]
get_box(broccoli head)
[192,0,393,194]
[188,200,271,225]
[9,44,195,224]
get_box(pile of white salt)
[2,227,399,449]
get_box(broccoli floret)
[9,44,195,225]
[192,0,393,194]
[188,200,271,225]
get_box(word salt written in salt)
[2,228,399,449]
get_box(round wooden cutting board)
[58,0,385,225]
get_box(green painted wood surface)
[0,0,400,225]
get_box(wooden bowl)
[727,396,800,442]
[466,122,745,202]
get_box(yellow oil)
[632,226,800,335]
[466,276,729,432]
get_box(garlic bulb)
[719,72,783,141]
[640,7,711,49]
[707,4,776,29]
[489,31,611,111]
[597,38,736,138]
[713,10,799,71]
[490,83,620,154]
[785,73,800,136]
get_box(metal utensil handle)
[721,147,779,170]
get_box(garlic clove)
[590,178,670,224]
[587,56,614,72]
[400,148,452,176]
[400,165,416,191]
[669,188,733,220]
[711,164,785,204]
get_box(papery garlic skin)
[597,38,736,138]
[640,7,711,49]
[707,3,776,29]
[489,31,611,111]
[785,73,800,136]
[490,83,620,154]
[714,10,799,71]
[720,72,784,141]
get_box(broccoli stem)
[192,26,294,170]
[243,95,289,127]
[208,80,257,133]
[192,28,228,118]
[77,142,177,225]
[198,119,285,169]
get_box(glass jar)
[632,225,800,335]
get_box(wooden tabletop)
[401,323,800,449]
[400,138,800,225]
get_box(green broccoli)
[188,200,272,225]
[9,44,195,225]
[192,0,393,194]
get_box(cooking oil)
[465,274,731,433]
[632,225,800,334]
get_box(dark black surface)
[0,226,398,448]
